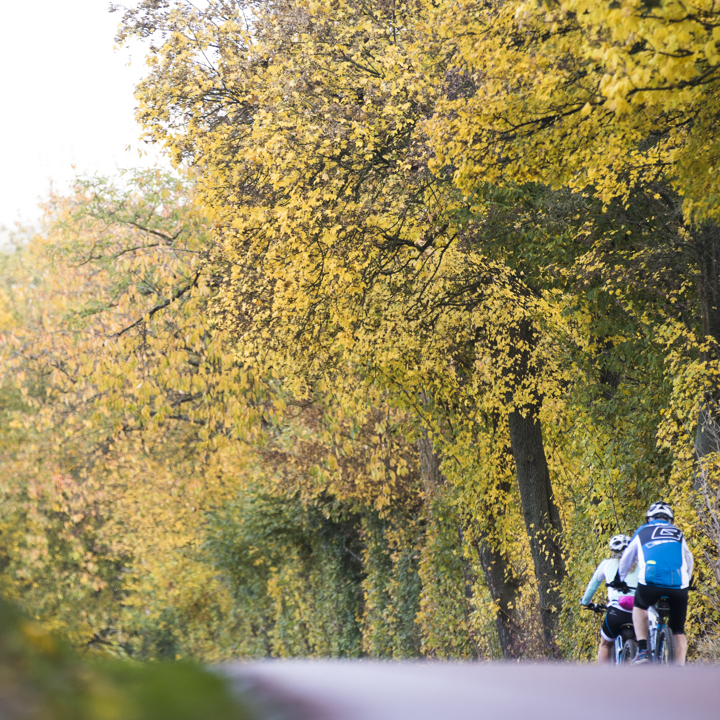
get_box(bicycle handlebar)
[582,602,607,614]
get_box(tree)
[422,0,720,464]
[38,0,712,658]
[0,170,443,660]
[0,170,255,655]
[117,0,579,650]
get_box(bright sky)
[0,1,167,239]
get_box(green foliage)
[359,514,423,658]
[205,489,429,659]
[415,502,488,660]
[0,598,252,720]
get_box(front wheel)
[620,638,637,664]
[655,626,675,664]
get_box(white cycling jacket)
[581,557,638,609]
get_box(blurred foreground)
[225,659,720,720]
[1,592,717,720]
[0,599,252,720]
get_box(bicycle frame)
[614,622,636,664]
[646,583,696,664]
[647,597,673,664]
[648,603,661,652]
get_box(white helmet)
[608,534,630,553]
[646,501,674,522]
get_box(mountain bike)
[643,586,697,664]
[646,583,697,664]
[583,603,637,664]
[647,596,674,664]
[605,579,695,665]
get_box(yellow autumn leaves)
[3,0,720,661]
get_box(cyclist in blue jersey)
[581,534,638,663]
[618,501,694,665]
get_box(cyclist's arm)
[580,560,607,605]
[682,536,694,579]
[618,536,639,581]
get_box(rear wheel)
[655,626,675,665]
[620,638,637,664]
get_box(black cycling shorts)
[601,606,633,642]
[634,583,688,635]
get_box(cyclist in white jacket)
[581,534,639,664]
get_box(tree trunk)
[507,406,565,651]
[504,313,565,652]
[417,430,521,659]
[471,536,521,659]
[418,429,444,493]
[693,222,720,467]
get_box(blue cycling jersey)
[619,519,693,589]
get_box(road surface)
[222,660,719,720]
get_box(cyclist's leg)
[597,638,613,664]
[633,605,648,642]
[667,587,689,666]
[598,616,613,664]
[675,634,687,665]
[632,606,649,641]
[632,584,657,661]
[600,607,627,664]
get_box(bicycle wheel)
[655,626,675,664]
[620,638,637,664]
